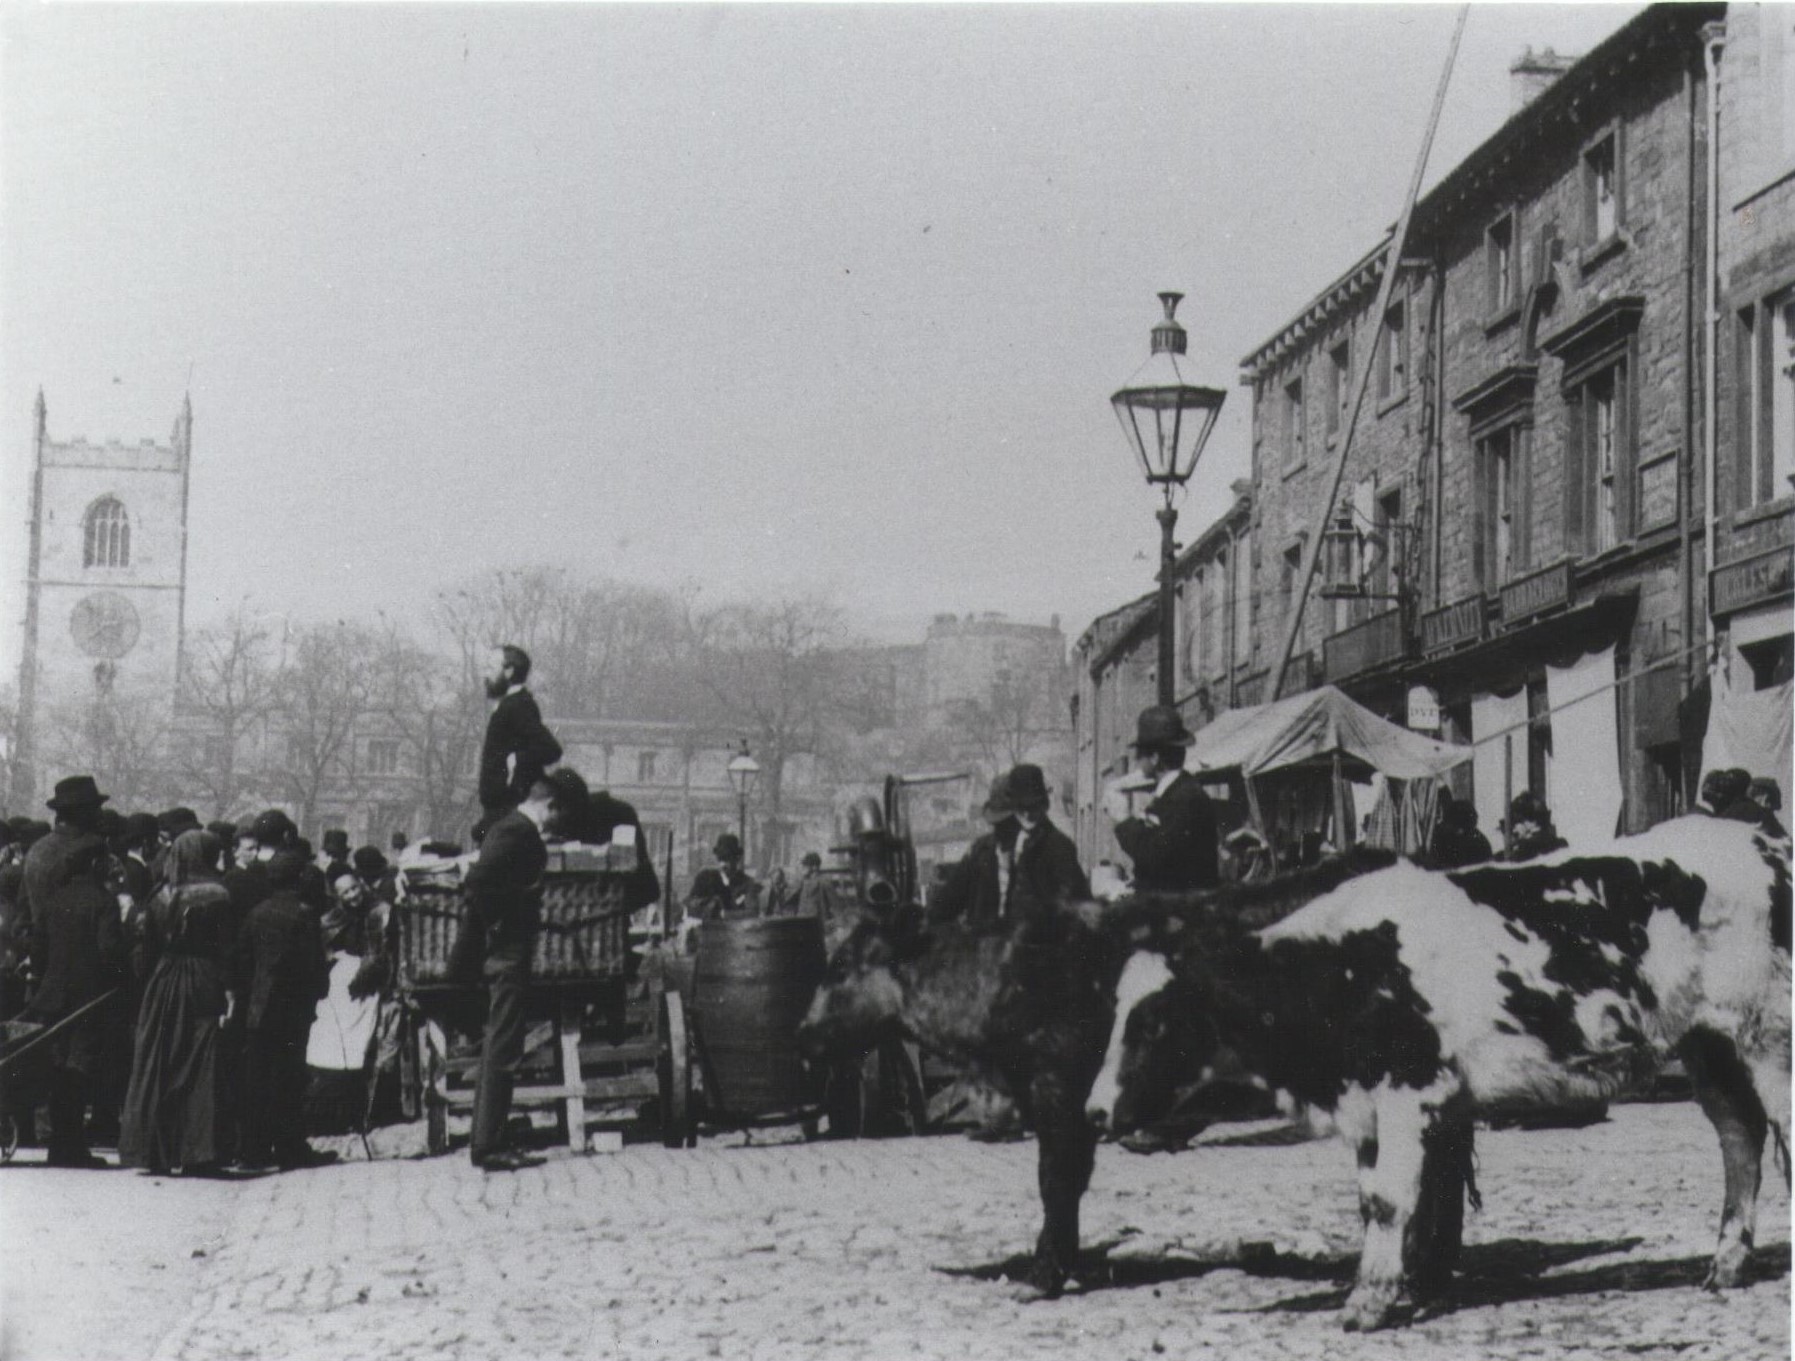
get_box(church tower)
[10,392,192,808]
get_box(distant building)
[10,392,193,809]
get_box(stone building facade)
[1075,3,1792,859]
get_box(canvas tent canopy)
[1182,685,1470,782]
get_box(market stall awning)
[1185,685,1470,781]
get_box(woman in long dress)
[119,829,236,1174]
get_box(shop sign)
[1500,560,1573,624]
[1420,596,1486,655]
[1712,546,1795,616]
[1407,685,1441,732]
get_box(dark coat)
[929,829,1010,927]
[21,825,126,1022]
[1114,770,1220,892]
[237,889,328,1032]
[1005,819,1091,925]
[689,866,760,920]
[478,688,563,815]
[224,862,273,930]
[566,789,661,911]
[461,809,547,957]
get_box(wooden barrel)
[693,916,825,1119]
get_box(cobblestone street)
[3,1100,1788,1361]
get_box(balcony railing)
[1323,608,1408,684]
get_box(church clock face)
[70,591,141,660]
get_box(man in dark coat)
[236,848,332,1170]
[1111,706,1220,892]
[1424,792,1494,869]
[928,774,1018,927]
[688,833,760,920]
[477,644,563,825]
[1002,765,1090,926]
[459,775,552,1171]
[20,775,127,1167]
[543,769,662,913]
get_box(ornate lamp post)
[726,741,761,858]
[1111,292,1227,707]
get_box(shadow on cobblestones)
[941,1236,1359,1296]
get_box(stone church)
[9,391,193,809]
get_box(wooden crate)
[400,871,631,986]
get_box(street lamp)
[725,741,761,857]
[1111,292,1227,707]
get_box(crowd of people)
[0,782,400,1173]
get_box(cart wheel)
[658,991,694,1149]
[0,1111,17,1163]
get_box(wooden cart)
[398,869,680,1154]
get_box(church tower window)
[84,497,130,568]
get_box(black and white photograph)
[0,3,1791,1358]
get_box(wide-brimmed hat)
[1006,764,1051,811]
[46,775,110,813]
[1130,705,1193,750]
[713,832,743,860]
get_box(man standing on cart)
[459,772,554,1171]
[477,644,562,835]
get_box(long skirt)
[118,955,226,1170]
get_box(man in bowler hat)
[1110,706,1219,892]
[1000,764,1089,925]
[689,833,760,920]
[19,775,128,1167]
[928,773,1018,927]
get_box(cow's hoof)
[1341,1285,1401,1332]
[1702,1252,1749,1291]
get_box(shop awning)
[1185,685,1471,781]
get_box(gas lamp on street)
[726,741,761,857]
[1111,292,1227,707]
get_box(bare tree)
[172,604,283,818]
[371,616,484,840]
[272,620,378,834]
[939,668,1060,784]
[39,685,171,812]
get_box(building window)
[637,750,658,783]
[1232,534,1253,664]
[1567,362,1630,556]
[1283,376,1305,468]
[1487,212,1518,318]
[83,497,130,569]
[1738,290,1795,508]
[1476,425,1531,588]
[1583,128,1622,246]
[1326,341,1350,436]
[1377,301,1408,404]
[366,738,400,775]
[1372,485,1403,600]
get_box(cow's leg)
[1679,1027,1767,1289]
[1406,1090,1476,1301]
[1339,1082,1438,1331]
[1028,1080,1098,1298]
[1745,1051,1791,1191]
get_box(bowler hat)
[1006,764,1051,811]
[158,807,202,837]
[98,808,127,838]
[801,851,822,869]
[980,772,1013,824]
[250,808,298,847]
[125,812,162,845]
[714,832,743,860]
[206,820,238,843]
[46,775,110,813]
[353,846,389,880]
[1130,705,1193,750]
[322,829,350,856]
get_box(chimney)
[1510,46,1577,114]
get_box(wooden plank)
[583,1074,659,1100]
[578,1040,660,1066]
[559,999,587,1152]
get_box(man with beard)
[477,644,563,832]
[19,776,128,1167]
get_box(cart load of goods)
[396,828,642,986]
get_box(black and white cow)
[1085,816,1792,1331]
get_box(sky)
[0,1,1647,676]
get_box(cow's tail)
[1772,1123,1791,1189]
